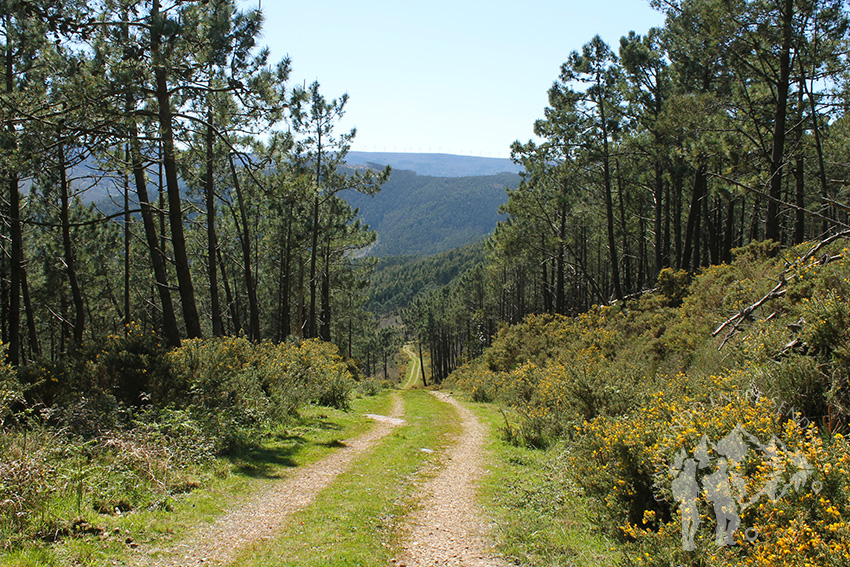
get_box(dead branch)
[713,230,850,349]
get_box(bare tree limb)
[713,230,850,349]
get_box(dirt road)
[394,391,506,567]
[137,348,503,566]
[138,395,406,566]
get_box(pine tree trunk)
[654,161,664,277]
[205,105,223,336]
[723,198,736,264]
[616,160,632,293]
[217,247,241,335]
[58,139,84,346]
[663,172,671,268]
[765,0,794,242]
[673,165,683,269]
[228,155,260,341]
[5,22,21,364]
[280,205,293,339]
[129,121,181,348]
[599,97,622,300]
[799,61,831,234]
[556,176,568,313]
[419,340,427,387]
[123,147,131,332]
[6,171,21,365]
[21,270,40,360]
[320,237,331,342]
[152,0,202,339]
[683,166,706,272]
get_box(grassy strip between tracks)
[230,389,459,567]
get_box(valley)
[3,1,850,566]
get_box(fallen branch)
[713,230,850,349]
[715,285,786,349]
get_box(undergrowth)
[447,239,850,566]
[0,333,368,557]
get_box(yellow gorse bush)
[447,239,850,566]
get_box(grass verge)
[0,392,395,567]
[464,395,620,567]
[230,389,459,567]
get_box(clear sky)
[247,1,665,158]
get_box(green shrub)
[1,333,358,551]
[355,377,386,397]
[657,267,691,307]
[166,337,356,450]
[168,337,273,452]
[315,370,353,409]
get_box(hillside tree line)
[406,0,850,382]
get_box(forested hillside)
[345,151,522,178]
[366,240,487,314]
[341,169,519,256]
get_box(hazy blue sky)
[249,1,665,158]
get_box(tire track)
[402,344,422,389]
[395,391,506,567]
[137,394,405,567]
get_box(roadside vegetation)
[470,402,619,567]
[0,334,391,565]
[447,239,850,566]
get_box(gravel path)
[136,394,405,567]
[394,391,507,567]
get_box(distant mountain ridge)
[345,151,521,178]
[69,151,519,258]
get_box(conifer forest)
[3,1,850,566]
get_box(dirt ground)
[393,391,507,567]
[137,394,405,566]
[135,389,505,566]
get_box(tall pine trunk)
[228,155,260,340]
[129,120,181,348]
[683,166,706,272]
[151,0,202,339]
[5,17,22,364]
[205,102,223,336]
[654,160,664,277]
[320,237,332,341]
[765,0,794,242]
[307,127,324,339]
[598,96,622,300]
[58,137,84,346]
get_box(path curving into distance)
[401,343,423,389]
[136,346,504,567]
